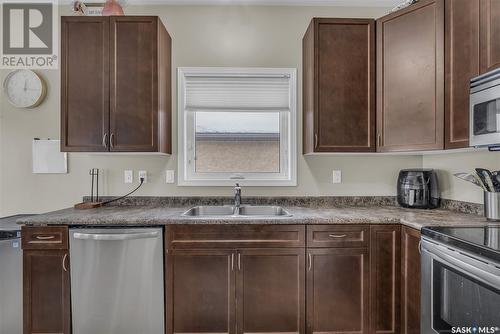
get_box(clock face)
[3,70,46,108]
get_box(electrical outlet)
[332,170,342,184]
[166,170,175,184]
[138,170,147,183]
[124,170,133,184]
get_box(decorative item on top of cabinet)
[400,226,421,334]
[376,0,445,152]
[303,18,375,153]
[61,16,172,153]
[480,0,500,73]
[102,0,124,15]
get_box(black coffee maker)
[397,169,440,209]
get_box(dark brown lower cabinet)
[167,248,305,334]
[401,227,421,334]
[21,224,419,334]
[370,225,401,334]
[307,248,370,334]
[167,249,235,334]
[237,249,305,334]
[23,250,70,334]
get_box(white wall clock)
[3,70,47,108]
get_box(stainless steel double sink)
[182,205,292,218]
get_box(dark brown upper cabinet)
[480,0,500,73]
[61,16,171,153]
[445,0,480,149]
[61,17,109,152]
[303,18,376,153]
[376,0,445,152]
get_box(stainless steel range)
[421,226,500,334]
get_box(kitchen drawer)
[166,225,305,249]
[22,226,69,250]
[307,225,369,248]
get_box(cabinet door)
[370,225,401,334]
[376,0,445,152]
[110,16,159,152]
[400,227,421,334]
[307,248,369,334]
[23,250,70,334]
[445,0,480,149]
[236,249,305,334]
[303,18,375,153]
[61,17,109,152]
[480,0,500,73]
[167,250,236,334]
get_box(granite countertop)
[16,201,499,230]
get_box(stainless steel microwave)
[470,68,500,148]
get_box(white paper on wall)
[32,139,67,174]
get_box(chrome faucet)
[233,183,242,215]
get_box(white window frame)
[177,67,297,187]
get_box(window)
[178,67,297,186]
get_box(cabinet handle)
[231,253,234,271]
[237,252,241,271]
[328,234,347,238]
[308,253,312,271]
[110,133,115,149]
[35,235,56,240]
[314,133,318,149]
[102,133,108,148]
[62,253,68,272]
[418,240,422,255]
[377,134,382,147]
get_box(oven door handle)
[422,240,500,289]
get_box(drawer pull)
[35,235,56,240]
[328,234,347,238]
[62,253,68,272]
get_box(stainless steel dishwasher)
[69,227,164,334]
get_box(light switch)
[332,170,342,184]
[166,170,175,184]
[124,170,133,184]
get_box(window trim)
[177,67,297,187]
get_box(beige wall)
[423,150,500,204]
[2,5,493,215]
